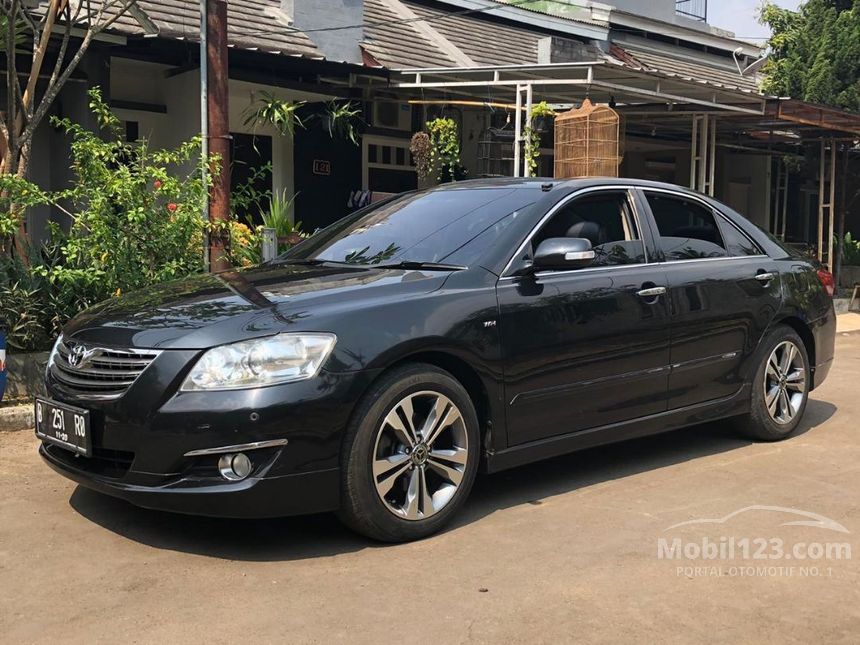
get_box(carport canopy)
[388,60,767,116]
[375,60,768,179]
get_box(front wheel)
[338,364,480,542]
[736,326,810,441]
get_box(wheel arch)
[345,347,499,464]
[386,351,493,447]
[774,315,816,370]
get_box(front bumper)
[41,363,382,518]
[40,443,340,518]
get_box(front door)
[498,189,671,446]
[639,189,783,409]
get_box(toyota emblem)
[67,345,89,369]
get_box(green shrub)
[0,88,215,350]
[48,87,209,299]
[0,242,102,351]
[842,232,860,266]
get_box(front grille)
[50,338,161,399]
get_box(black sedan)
[38,178,836,542]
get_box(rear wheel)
[736,326,810,441]
[338,364,480,542]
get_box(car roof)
[430,177,709,198]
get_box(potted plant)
[410,131,432,180]
[523,102,557,175]
[839,232,860,288]
[321,100,362,145]
[426,117,462,183]
[243,92,306,137]
[530,101,556,133]
[262,190,305,251]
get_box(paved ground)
[837,312,860,334]
[2,334,860,644]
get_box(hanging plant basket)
[532,115,553,133]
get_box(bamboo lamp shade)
[553,99,621,178]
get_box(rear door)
[498,187,671,446]
[638,189,782,410]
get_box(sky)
[706,0,802,41]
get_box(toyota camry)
[37,178,836,542]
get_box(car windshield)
[279,187,535,267]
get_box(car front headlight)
[181,333,337,391]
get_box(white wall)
[110,58,338,220]
[715,151,770,228]
[610,0,678,23]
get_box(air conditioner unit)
[373,101,411,130]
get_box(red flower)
[153,180,162,190]
[166,203,178,212]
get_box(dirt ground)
[2,334,859,644]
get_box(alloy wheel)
[372,390,469,520]
[763,340,806,425]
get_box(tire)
[337,363,480,542]
[736,325,810,441]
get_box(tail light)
[817,268,836,297]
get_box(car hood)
[62,263,450,350]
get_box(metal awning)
[389,61,767,115]
[767,99,860,137]
[378,60,767,178]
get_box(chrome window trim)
[640,186,765,259]
[500,185,649,279]
[499,261,653,282]
[497,253,769,282]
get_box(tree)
[0,0,140,252]
[759,0,860,110]
[760,1,860,280]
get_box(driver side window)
[532,191,645,267]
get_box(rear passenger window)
[716,217,763,256]
[645,193,726,261]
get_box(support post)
[513,84,522,178]
[707,115,716,196]
[773,158,781,235]
[261,227,277,262]
[524,83,534,178]
[818,140,825,262]
[690,114,699,190]
[697,114,708,193]
[817,139,837,268]
[200,0,210,271]
[828,137,836,270]
[207,0,231,272]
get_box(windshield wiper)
[374,261,467,271]
[274,258,360,268]
[275,258,326,265]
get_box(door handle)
[636,286,667,298]
[755,272,775,282]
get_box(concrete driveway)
[2,334,859,644]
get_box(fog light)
[218,452,252,481]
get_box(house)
[14,0,860,266]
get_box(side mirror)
[532,237,595,271]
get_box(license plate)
[35,398,92,457]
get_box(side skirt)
[484,385,751,474]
